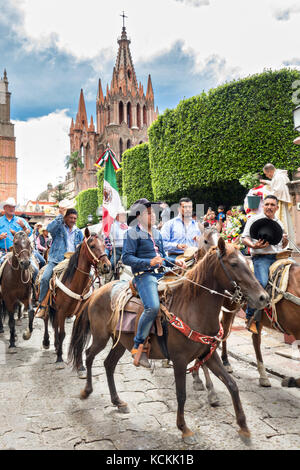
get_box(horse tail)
[48,304,56,327]
[68,302,91,370]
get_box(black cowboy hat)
[127,198,160,225]
[250,217,283,245]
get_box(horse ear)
[84,227,90,238]
[217,236,226,256]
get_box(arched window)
[143,105,147,126]
[127,139,131,149]
[119,101,124,124]
[119,138,123,161]
[80,145,84,158]
[136,103,141,129]
[107,106,111,125]
[127,102,132,128]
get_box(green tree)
[52,183,72,202]
[65,150,84,176]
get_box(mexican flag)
[95,148,123,236]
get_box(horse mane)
[62,243,82,283]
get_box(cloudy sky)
[1,0,299,203]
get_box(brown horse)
[249,262,300,388]
[26,228,111,371]
[197,228,300,391]
[68,237,269,443]
[0,232,35,352]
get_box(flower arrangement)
[221,207,247,249]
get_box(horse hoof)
[22,330,31,341]
[161,359,172,368]
[117,403,130,414]
[183,433,198,445]
[224,364,233,374]
[43,343,50,350]
[77,369,87,379]
[8,347,18,354]
[259,377,271,387]
[208,392,219,407]
[193,381,205,392]
[238,428,251,444]
[55,361,65,370]
[80,389,91,400]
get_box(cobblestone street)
[0,315,300,450]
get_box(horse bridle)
[217,250,244,304]
[83,235,108,269]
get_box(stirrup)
[131,344,151,368]
[245,318,258,335]
[35,305,47,319]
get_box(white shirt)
[242,213,284,255]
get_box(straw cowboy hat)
[39,226,48,234]
[3,197,16,207]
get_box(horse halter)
[217,249,244,304]
[84,235,108,267]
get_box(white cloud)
[14,110,71,204]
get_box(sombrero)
[127,198,160,225]
[250,217,283,245]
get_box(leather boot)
[245,317,258,334]
[35,305,47,319]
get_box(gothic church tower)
[69,22,158,194]
[0,70,17,202]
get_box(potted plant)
[239,173,261,209]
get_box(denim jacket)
[122,225,173,275]
[46,214,84,263]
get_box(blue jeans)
[33,249,46,269]
[133,272,163,348]
[246,254,276,320]
[38,261,57,303]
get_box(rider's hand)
[176,243,187,250]
[175,259,186,269]
[59,206,67,216]
[282,234,288,249]
[254,239,269,249]
[150,255,163,267]
[10,229,16,236]
[17,218,25,229]
[0,232,7,240]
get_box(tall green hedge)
[148,69,300,207]
[122,143,154,207]
[75,188,98,229]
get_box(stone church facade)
[69,25,158,194]
[0,70,17,203]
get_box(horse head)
[13,232,32,270]
[84,228,111,275]
[216,237,269,310]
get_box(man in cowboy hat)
[36,204,84,319]
[0,197,39,282]
[241,195,288,333]
[122,198,186,368]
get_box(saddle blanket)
[111,281,155,334]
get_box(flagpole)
[112,220,117,279]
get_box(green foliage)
[148,69,300,207]
[65,151,84,176]
[239,173,261,190]
[122,143,154,207]
[52,183,72,202]
[75,188,98,229]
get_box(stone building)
[0,70,17,202]
[69,24,158,194]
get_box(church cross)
[120,11,128,28]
